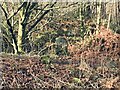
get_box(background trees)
[0,1,120,88]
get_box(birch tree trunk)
[0,9,2,52]
[107,9,111,30]
[96,0,102,30]
[17,12,24,53]
[11,3,18,54]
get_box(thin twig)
[7,2,26,20]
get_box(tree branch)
[0,4,8,19]
[0,4,12,29]
[27,2,57,34]
[35,2,78,11]
[27,4,49,24]
[0,4,18,53]
[7,2,26,20]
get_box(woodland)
[0,1,120,89]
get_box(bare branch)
[27,2,78,27]
[22,2,39,26]
[7,2,26,20]
[27,2,57,34]
[27,4,49,24]
[0,4,18,53]
[0,4,8,19]
[35,2,78,11]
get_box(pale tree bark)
[107,8,111,30]
[78,2,82,22]
[0,9,2,52]
[0,4,19,54]
[17,17,23,52]
[106,2,115,30]
[113,1,116,24]
[17,5,25,53]
[11,3,18,54]
[96,0,102,30]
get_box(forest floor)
[0,27,120,89]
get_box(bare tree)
[0,1,57,54]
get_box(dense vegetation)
[0,1,120,89]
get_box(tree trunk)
[96,0,102,30]
[107,10,111,30]
[12,39,17,54]
[17,18,23,52]
[17,9,25,53]
[0,9,2,52]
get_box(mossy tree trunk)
[17,6,25,53]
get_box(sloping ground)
[69,26,120,61]
[0,53,120,89]
[84,26,120,60]
[0,26,120,89]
